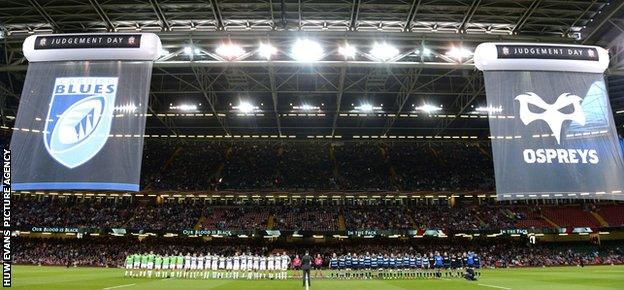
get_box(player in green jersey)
[176,253,185,278]
[161,255,170,278]
[124,254,133,277]
[155,255,163,278]
[140,253,149,277]
[147,251,156,278]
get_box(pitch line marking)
[478,283,511,290]
[102,283,136,290]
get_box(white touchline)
[478,283,511,290]
[102,283,136,290]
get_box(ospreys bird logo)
[44,77,118,168]
[515,92,586,144]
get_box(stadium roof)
[1,0,624,140]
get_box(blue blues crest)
[44,77,118,168]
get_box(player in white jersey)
[224,256,232,279]
[241,254,248,274]
[216,255,225,279]
[233,253,241,279]
[189,254,198,279]
[252,254,260,279]
[197,254,204,274]
[268,255,275,273]
[280,252,290,279]
[183,253,192,278]
[202,253,210,279]
[211,254,219,278]
[259,255,267,278]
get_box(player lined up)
[327,251,481,279]
[124,251,290,279]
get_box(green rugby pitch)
[9,265,624,290]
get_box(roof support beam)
[349,0,361,31]
[435,73,484,136]
[88,0,115,32]
[331,67,347,136]
[27,0,61,32]
[191,66,230,135]
[458,0,481,33]
[564,0,598,38]
[404,0,423,32]
[209,0,224,31]
[582,0,624,44]
[149,0,171,31]
[268,65,283,136]
[512,0,542,34]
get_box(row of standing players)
[124,251,480,280]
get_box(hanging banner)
[475,43,624,200]
[10,33,161,191]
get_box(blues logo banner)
[475,43,624,200]
[10,33,161,191]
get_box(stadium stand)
[138,141,495,192]
[14,196,624,231]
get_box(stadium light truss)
[338,43,357,59]
[415,104,442,113]
[257,43,277,60]
[215,43,246,59]
[291,39,324,62]
[369,42,400,61]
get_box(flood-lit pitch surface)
[10,265,624,290]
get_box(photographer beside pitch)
[301,251,312,287]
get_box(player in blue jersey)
[434,251,444,278]
[329,253,339,279]
[408,255,417,278]
[363,253,372,279]
[337,254,346,279]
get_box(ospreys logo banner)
[475,43,624,200]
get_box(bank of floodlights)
[291,39,324,62]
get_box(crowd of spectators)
[272,205,339,231]
[387,143,494,191]
[138,140,495,191]
[14,237,624,269]
[14,197,624,231]
[201,207,268,231]
[14,197,203,230]
[344,205,413,230]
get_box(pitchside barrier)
[475,43,624,201]
[10,33,161,191]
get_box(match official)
[302,251,312,287]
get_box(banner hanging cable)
[10,33,161,191]
[475,42,624,201]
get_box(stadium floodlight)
[257,43,277,59]
[475,106,503,114]
[355,103,381,113]
[115,103,138,113]
[291,39,324,62]
[160,48,169,56]
[370,42,399,61]
[422,47,432,56]
[446,46,473,61]
[169,104,198,111]
[183,46,193,55]
[416,104,442,113]
[338,44,357,59]
[234,102,257,113]
[294,104,320,111]
[216,43,246,59]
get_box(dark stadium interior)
[2,1,624,284]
